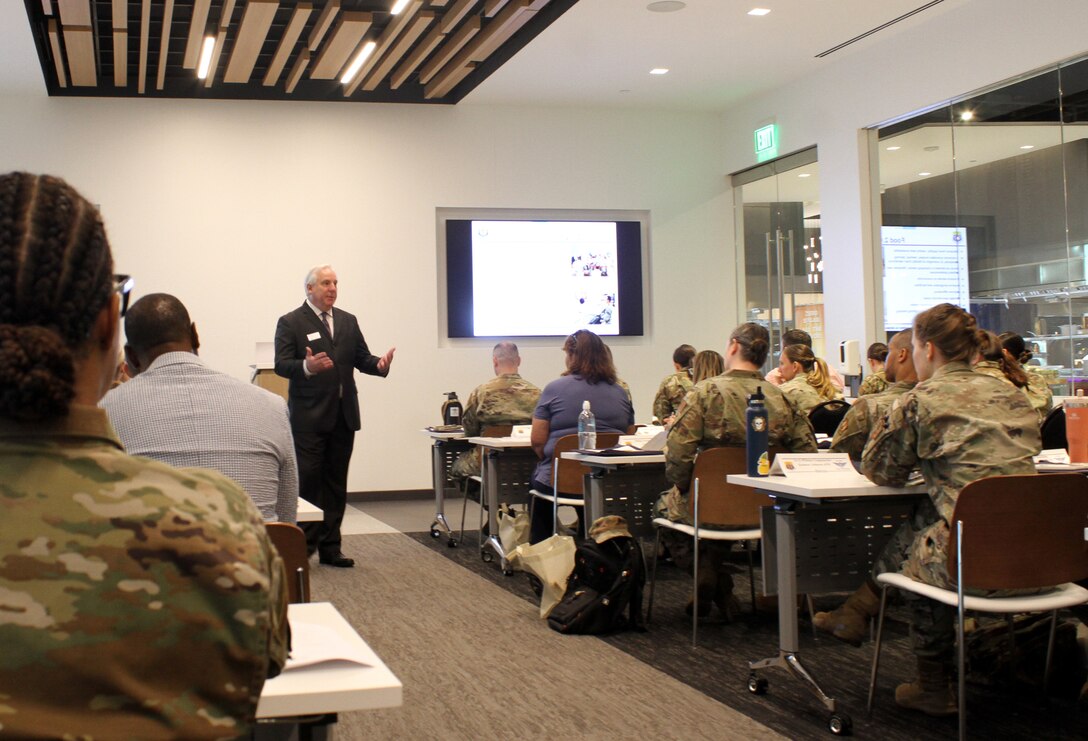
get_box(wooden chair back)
[553,432,621,495]
[949,473,1088,590]
[808,399,851,437]
[266,522,310,604]
[480,423,514,438]
[688,446,784,528]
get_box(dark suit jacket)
[274,303,387,433]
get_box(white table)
[561,451,666,532]
[726,473,922,735]
[296,498,323,523]
[258,602,402,722]
[468,436,535,572]
[421,429,471,545]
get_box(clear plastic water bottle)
[577,400,597,449]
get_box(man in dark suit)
[274,265,395,567]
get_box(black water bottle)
[441,392,463,425]
[746,386,769,476]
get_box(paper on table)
[1034,449,1070,464]
[511,424,532,438]
[284,620,373,671]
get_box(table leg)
[480,449,508,571]
[429,441,453,542]
[748,501,844,727]
[586,470,604,525]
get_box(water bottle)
[746,386,769,476]
[441,392,463,425]
[577,400,597,449]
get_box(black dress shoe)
[319,553,355,568]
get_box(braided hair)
[0,172,113,422]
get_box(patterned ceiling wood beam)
[286,49,311,93]
[111,0,127,87]
[138,0,150,93]
[58,0,94,86]
[389,22,445,90]
[225,0,280,83]
[156,0,175,90]
[309,0,340,52]
[183,0,213,69]
[425,0,533,99]
[439,0,477,34]
[417,16,479,85]
[264,3,314,87]
[205,0,240,87]
[360,11,435,92]
[343,0,424,96]
[46,19,67,88]
[311,11,373,79]
[484,0,510,17]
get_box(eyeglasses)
[113,274,134,317]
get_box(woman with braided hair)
[0,172,288,739]
[998,330,1053,416]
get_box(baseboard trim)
[347,489,432,502]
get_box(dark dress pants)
[294,405,354,558]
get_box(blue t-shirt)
[533,374,635,484]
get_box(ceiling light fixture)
[390,0,410,14]
[798,173,811,178]
[647,1,686,12]
[748,8,771,16]
[918,172,932,177]
[1020,144,1035,150]
[341,41,377,84]
[960,111,974,121]
[196,36,216,79]
[886,145,901,151]
[649,68,669,75]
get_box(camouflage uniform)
[658,369,817,523]
[858,369,888,396]
[861,362,1040,660]
[778,375,834,415]
[652,370,693,423]
[450,373,540,479]
[829,381,916,460]
[0,405,289,740]
[974,360,1052,418]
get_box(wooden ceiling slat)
[285,48,310,93]
[310,11,372,79]
[111,0,126,29]
[484,0,510,17]
[204,1,239,87]
[389,22,444,90]
[183,0,212,69]
[264,3,313,87]
[225,0,280,84]
[42,1,54,15]
[309,0,340,52]
[343,0,423,95]
[220,0,238,30]
[46,19,67,88]
[417,16,479,85]
[113,29,127,87]
[63,26,97,86]
[429,0,449,5]
[361,11,434,92]
[439,0,476,34]
[467,0,532,62]
[56,0,90,26]
[156,0,175,91]
[424,60,474,99]
[138,0,150,93]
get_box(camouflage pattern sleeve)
[664,392,703,492]
[652,376,672,422]
[1022,369,1053,417]
[829,398,874,460]
[781,395,819,452]
[461,386,482,437]
[858,370,888,396]
[860,394,919,487]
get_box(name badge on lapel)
[306,331,321,341]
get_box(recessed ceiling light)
[960,111,974,121]
[390,0,410,14]
[647,0,686,12]
[197,36,216,79]
[341,40,377,84]
[798,173,811,178]
[885,145,901,151]
[1020,144,1035,150]
[649,68,669,75]
[918,172,932,177]
[748,7,771,15]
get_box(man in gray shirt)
[102,294,298,523]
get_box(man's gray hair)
[304,264,333,292]
[492,341,520,364]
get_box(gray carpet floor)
[311,531,786,740]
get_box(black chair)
[1040,405,1066,450]
[808,399,850,437]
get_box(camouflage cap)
[588,515,632,543]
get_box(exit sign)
[754,124,778,162]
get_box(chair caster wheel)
[747,673,768,695]
[481,549,494,563]
[827,713,852,736]
[502,568,514,577]
[447,538,458,548]
[429,526,441,539]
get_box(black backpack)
[547,536,646,635]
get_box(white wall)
[719,0,1088,361]
[0,96,731,492]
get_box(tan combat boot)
[812,580,881,646]
[894,658,957,717]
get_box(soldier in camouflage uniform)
[858,341,890,396]
[652,343,695,423]
[656,324,816,619]
[817,304,1041,718]
[451,341,540,479]
[776,343,842,415]
[829,329,917,460]
[973,330,1052,418]
[0,172,288,739]
[1000,331,1054,417]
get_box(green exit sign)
[754,124,778,162]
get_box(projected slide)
[471,220,620,336]
[882,226,969,331]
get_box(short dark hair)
[124,294,192,352]
[672,344,696,368]
[562,329,617,385]
[867,342,889,362]
[782,328,812,348]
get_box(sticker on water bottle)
[751,416,766,432]
[757,451,770,476]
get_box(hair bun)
[0,324,76,422]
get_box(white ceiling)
[0,0,960,110]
